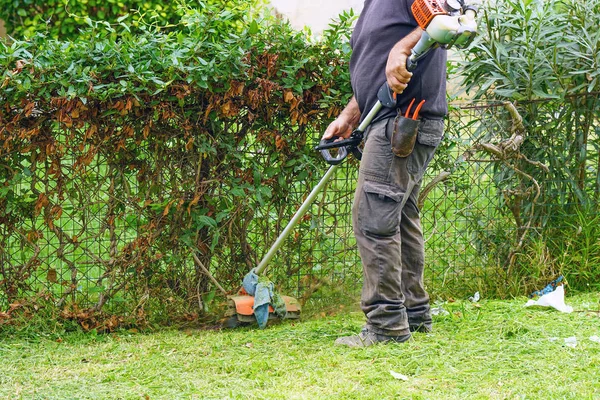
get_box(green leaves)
[248,20,259,35]
[452,0,600,279]
[460,0,600,101]
[0,0,355,321]
[0,0,183,40]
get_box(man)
[324,0,447,347]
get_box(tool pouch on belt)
[391,114,420,157]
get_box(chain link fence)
[251,97,600,299]
[1,98,598,321]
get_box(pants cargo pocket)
[359,119,394,183]
[407,119,444,176]
[358,180,403,237]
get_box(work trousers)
[353,116,444,336]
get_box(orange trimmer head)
[225,289,301,326]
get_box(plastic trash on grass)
[525,284,573,313]
[390,370,409,381]
[530,275,564,297]
[431,305,449,316]
[469,291,480,302]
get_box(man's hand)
[386,45,412,94]
[323,116,354,141]
[322,96,361,140]
[385,28,423,94]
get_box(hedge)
[0,0,258,39]
[0,3,355,328]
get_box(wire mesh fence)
[1,97,599,320]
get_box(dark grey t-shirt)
[350,0,447,121]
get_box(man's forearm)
[339,96,361,128]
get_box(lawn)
[1,292,600,399]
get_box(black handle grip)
[315,131,364,165]
[377,82,397,108]
[406,56,417,72]
[317,139,349,165]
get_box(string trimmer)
[225,0,478,328]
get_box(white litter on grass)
[390,370,409,381]
[469,291,480,302]
[431,306,449,316]
[564,336,577,348]
[548,337,559,342]
[525,285,573,313]
[590,336,600,344]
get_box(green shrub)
[461,0,600,100]
[456,0,600,291]
[0,2,355,326]
[0,0,260,40]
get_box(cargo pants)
[353,116,444,337]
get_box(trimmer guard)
[226,294,301,323]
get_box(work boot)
[334,328,411,348]
[409,322,432,333]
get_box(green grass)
[2,293,600,399]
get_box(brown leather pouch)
[391,114,419,157]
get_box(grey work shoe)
[334,329,411,348]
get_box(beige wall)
[0,20,6,38]
[270,0,363,34]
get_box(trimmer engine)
[407,0,478,69]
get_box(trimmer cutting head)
[225,291,301,326]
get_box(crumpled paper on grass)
[469,291,480,302]
[431,305,449,316]
[525,285,573,313]
[390,370,409,381]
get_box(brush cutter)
[224,83,399,328]
[225,0,478,328]
[224,114,368,328]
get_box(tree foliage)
[459,0,600,207]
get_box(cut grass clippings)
[1,292,600,399]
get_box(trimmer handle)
[377,81,398,107]
[317,138,348,165]
[315,131,364,165]
[406,56,418,72]
[316,81,400,166]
